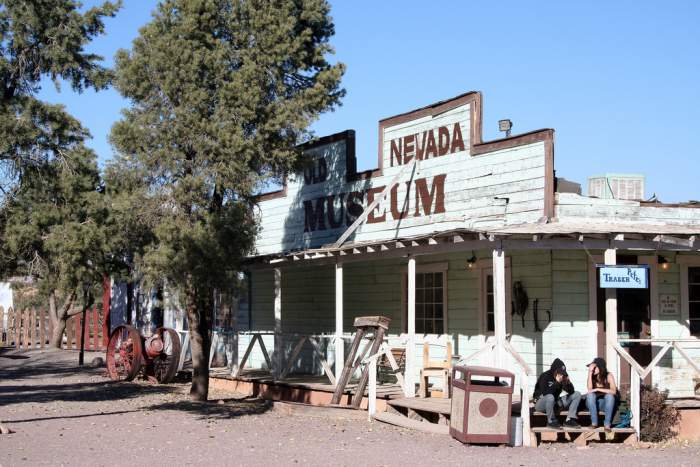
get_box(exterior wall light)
[658,255,670,270]
[466,254,477,269]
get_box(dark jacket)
[533,358,575,400]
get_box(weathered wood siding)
[556,193,700,225]
[254,100,549,256]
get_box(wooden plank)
[335,262,344,379]
[234,334,257,377]
[372,412,449,435]
[92,307,99,350]
[66,317,73,350]
[22,309,30,350]
[387,397,451,415]
[640,342,672,379]
[30,308,37,348]
[308,336,336,385]
[39,309,46,349]
[280,336,307,379]
[14,308,20,349]
[672,342,700,376]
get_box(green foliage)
[0,146,108,299]
[0,0,120,194]
[640,384,681,442]
[109,0,345,295]
[110,0,344,398]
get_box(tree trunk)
[48,290,76,349]
[186,287,212,402]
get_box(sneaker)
[604,425,612,432]
[590,424,599,429]
[564,418,581,429]
[547,420,562,429]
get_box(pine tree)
[0,1,120,345]
[110,0,345,400]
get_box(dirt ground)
[1,349,699,467]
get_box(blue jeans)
[586,392,617,427]
[535,392,582,423]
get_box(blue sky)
[38,1,700,202]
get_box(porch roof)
[246,220,700,267]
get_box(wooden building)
[216,91,700,441]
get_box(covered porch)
[209,224,700,444]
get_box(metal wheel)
[106,325,143,381]
[152,327,181,383]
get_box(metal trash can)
[450,365,514,444]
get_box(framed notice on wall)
[660,294,680,315]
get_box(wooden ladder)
[331,316,391,408]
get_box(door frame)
[588,254,658,385]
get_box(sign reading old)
[598,265,649,289]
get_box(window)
[486,273,495,332]
[478,259,511,336]
[403,263,448,335]
[689,267,700,335]
[415,271,445,334]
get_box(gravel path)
[1,348,698,467]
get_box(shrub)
[640,384,680,442]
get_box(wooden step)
[530,426,636,447]
[387,397,451,415]
[372,412,449,435]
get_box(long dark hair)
[593,358,609,387]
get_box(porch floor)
[209,368,405,408]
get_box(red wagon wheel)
[152,327,181,384]
[106,325,143,381]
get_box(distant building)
[588,173,645,200]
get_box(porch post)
[405,256,416,397]
[273,267,282,379]
[335,262,344,382]
[493,248,507,368]
[604,249,618,375]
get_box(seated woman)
[586,357,618,430]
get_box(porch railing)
[614,338,700,437]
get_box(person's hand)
[589,364,596,374]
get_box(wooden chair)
[419,340,452,398]
[377,347,406,384]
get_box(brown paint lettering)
[304,198,326,232]
[438,126,450,156]
[390,181,411,220]
[345,191,364,225]
[390,139,402,167]
[366,186,387,223]
[450,123,465,153]
[327,194,344,228]
[416,131,427,160]
[403,134,415,164]
[414,174,446,216]
[424,130,437,159]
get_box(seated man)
[533,358,582,429]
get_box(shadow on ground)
[0,347,273,421]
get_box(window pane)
[416,288,425,304]
[435,319,444,335]
[435,303,443,319]
[689,267,700,284]
[425,273,433,288]
[487,313,494,332]
[690,285,700,301]
[416,319,426,334]
[416,303,425,320]
[690,301,700,320]
[416,273,424,288]
[435,286,443,303]
[434,272,443,287]
[690,319,700,336]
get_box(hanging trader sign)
[597,265,649,289]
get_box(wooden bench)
[531,427,637,447]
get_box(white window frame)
[401,261,449,336]
[476,257,512,339]
[678,255,700,340]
